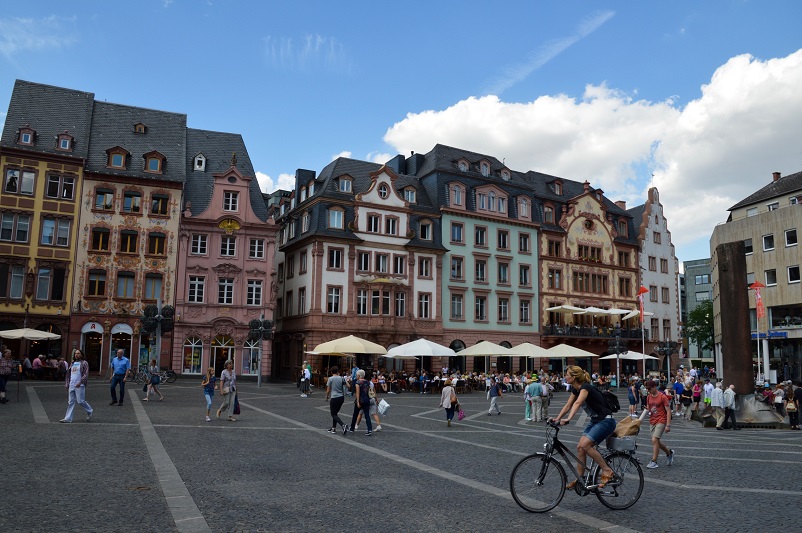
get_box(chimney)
[773,171,781,182]
[615,200,627,210]
[583,180,590,193]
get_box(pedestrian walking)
[627,378,639,418]
[524,378,543,422]
[723,384,740,430]
[785,387,799,430]
[773,383,785,417]
[644,380,674,469]
[680,386,693,420]
[487,377,503,415]
[348,369,373,436]
[300,360,311,397]
[703,378,714,410]
[710,381,725,429]
[356,380,382,431]
[440,379,458,426]
[325,366,348,434]
[108,349,130,406]
[201,367,216,422]
[217,360,238,422]
[540,376,553,421]
[143,359,164,402]
[691,381,702,417]
[59,349,93,423]
[0,348,13,404]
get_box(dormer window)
[194,154,206,171]
[501,169,510,181]
[618,220,628,237]
[480,162,490,177]
[338,178,352,193]
[554,181,563,196]
[458,160,468,172]
[134,123,147,134]
[17,126,35,146]
[143,151,166,174]
[106,147,130,169]
[404,187,416,203]
[308,181,315,196]
[56,132,74,152]
[378,183,389,199]
[300,186,307,202]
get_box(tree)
[684,300,714,353]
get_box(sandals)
[599,470,615,487]
[565,480,577,490]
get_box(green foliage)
[684,300,714,351]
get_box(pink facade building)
[172,130,278,377]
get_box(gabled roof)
[728,170,802,210]
[1,80,94,159]
[184,128,267,221]
[86,101,187,183]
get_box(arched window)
[183,337,203,374]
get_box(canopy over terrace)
[547,343,600,374]
[386,338,454,374]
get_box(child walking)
[201,367,216,422]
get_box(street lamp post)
[657,341,678,387]
[607,324,627,389]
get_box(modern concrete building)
[711,170,802,382]
[682,258,713,364]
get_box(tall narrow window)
[247,280,263,306]
[144,274,163,300]
[188,276,205,303]
[220,236,236,257]
[116,272,135,299]
[148,233,166,255]
[151,194,169,216]
[191,234,208,255]
[218,278,234,304]
[123,191,141,213]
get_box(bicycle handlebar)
[547,419,568,428]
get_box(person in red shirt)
[645,380,674,469]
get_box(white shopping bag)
[378,398,390,416]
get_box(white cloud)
[485,10,614,95]
[263,34,352,73]
[0,16,77,59]
[367,152,393,165]
[382,48,802,260]
[331,150,352,161]
[256,171,295,193]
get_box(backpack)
[601,390,620,413]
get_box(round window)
[378,184,389,199]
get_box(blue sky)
[2,1,802,265]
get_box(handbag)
[449,390,457,404]
[222,386,230,395]
[233,395,240,415]
[378,398,390,416]
[458,408,465,421]
[142,383,148,392]
[368,387,377,399]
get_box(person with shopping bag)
[440,379,460,427]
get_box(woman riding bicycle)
[550,365,616,488]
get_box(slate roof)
[728,170,802,210]
[86,101,187,183]
[1,79,94,159]
[184,128,268,221]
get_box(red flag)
[637,286,649,323]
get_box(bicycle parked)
[510,420,644,512]
[159,369,177,383]
[124,365,149,384]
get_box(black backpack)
[601,390,621,413]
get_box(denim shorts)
[582,416,616,444]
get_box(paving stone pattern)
[2,379,800,532]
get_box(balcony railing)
[541,324,649,341]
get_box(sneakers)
[109,400,117,405]
[525,418,532,421]
[327,428,336,433]
[205,416,211,422]
[86,412,93,422]
[646,461,659,469]
[300,394,308,398]
[342,425,349,435]
[365,431,372,436]
[667,450,675,466]
[59,418,70,423]
[375,425,382,431]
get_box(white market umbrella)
[0,328,61,340]
[510,342,551,373]
[621,310,654,321]
[458,341,516,375]
[599,352,658,361]
[545,304,585,313]
[547,343,599,376]
[312,335,386,355]
[386,338,455,358]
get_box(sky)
[2,1,802,265]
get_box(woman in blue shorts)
[551,365,616,489]
[628,378,639,418]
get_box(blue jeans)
[582,416,616,444]
[110,374,125,403]
[350,401,372,432]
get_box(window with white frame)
[328,209,344,229]
[395,292,406,317]
[520,300,531,324]
[418,293,431,318]
[368,214,380,233]
[0,265,25,299]
[789,265,800,284]
[35,266,66,302]
[452,186,463,206]
[46,175,75,200]
[250,239,264,259]
[191,234,207,255]
[404,188,416,203]
[767,202,779,211]
[451,257,463,280]
[451,293,464,319]
[393,255,405,275]
[451,222,464,243]
[519,265,530,286]
[357,289,368,315]
[4,169,35,195]
[519,198,529,218]
[475,260,486,282]
[188,276,205,303]
[475,296,487,321]
[385,217,398,236]
[419,221,432,240]
[41,218,70,247]
[498,262,509,284]
[786,229,797,247]
[223,191,239,211]
[418,257,431,277]
[0,213,30,242]
[358,252,370,272]
[519,233,530,253]
[218,278,234,304]
[497,230,509,250]
[480,162,490,177]
[220,236,236,256]
[327,286,341,313]
[328,248,343,269]
[765,269,777,286]
[375,254,389,273]
[763,234,775,251]
[475,227,487,247]
[338,179,352,193]
[247,280,263,306]
[300,252,307,273]
[498,298,509,322]
[298,287,306,314]
[302,212,310,233]
[744,238,753,255]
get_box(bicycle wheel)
[510,453,566,513]
[123,370,134,382]
[593,452,644,510]
[165,370,177,383]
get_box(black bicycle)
[510,420,644,512]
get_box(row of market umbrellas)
[311,335,656,361]
[545,304,654,323]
